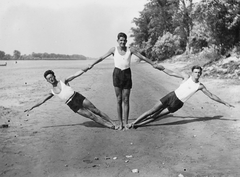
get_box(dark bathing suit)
[52,80,86,113]
[113,67,132,89]
[160,91,183,113]
[113,46,132,89]
[66,92,86,112]
[160,77,200,113]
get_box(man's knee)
[92,108,101,115]
[116,95,122,104]
[123,96,129,104]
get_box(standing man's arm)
[154,64,188,80]
[89,47,115,69]
[130,47,156,66]
[162,68,187,80]
[24,93,54,112]
[200,84,234,107]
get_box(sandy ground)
[0,60,240,177]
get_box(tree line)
[1,0,239,62]
[130,0,240,61]
[0,50,87,60]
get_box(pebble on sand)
[132,169,139,173]
[126,155,133,158]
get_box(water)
[0,60,93,69]
[0,59,114,108]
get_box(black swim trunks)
[113,67,132,89]
[160,91,184,113]
[66,92,85,112]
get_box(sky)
[0,0,148,57]
[0,0,200,58]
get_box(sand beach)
[0,59,240,176]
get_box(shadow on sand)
[42,115,238,129]
[42,121,107,129]
[138,114,239,128]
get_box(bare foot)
[110,125,116,130]
[127,123,134,129]
[116,124,123,130]
[124,124,130,130]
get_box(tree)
[0,51,5,60]
[192,0,240,54]
[152,32,181,60]
[3,54,12,60]
[130,0,240,59]
[131,0,179,59]
[172,0,193,53]
[13,50,21,60]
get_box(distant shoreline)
[0,59,89,61]
[0,58,112,61]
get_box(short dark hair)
[191,65,202,72]
[117,32,127,40]
[44,70,55,78]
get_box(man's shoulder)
[198,82,205,89]
[110,47,116,52]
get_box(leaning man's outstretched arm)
[65,68,88,84]
[200,84,234,108]
[153,63,187,80]
[24,93,54,112]
[130,47,155,66]
[162,68,186,80]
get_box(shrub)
[152,32,181,61]
[197,46,221,65]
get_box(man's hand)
[153,63,165,71]
[152,61,158,66]
[225,103,235,108]
[24,109,31,113]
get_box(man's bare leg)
[122,89,131,130]
[138,106,165,123]
[82,99,116,127]
[134,109,170,128]
[114,87,123,130]
[129,101,164,128]
[76,108,114,129]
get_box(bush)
[152,32,181,61]
[230,43,240,56]
[197,46,221,65]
